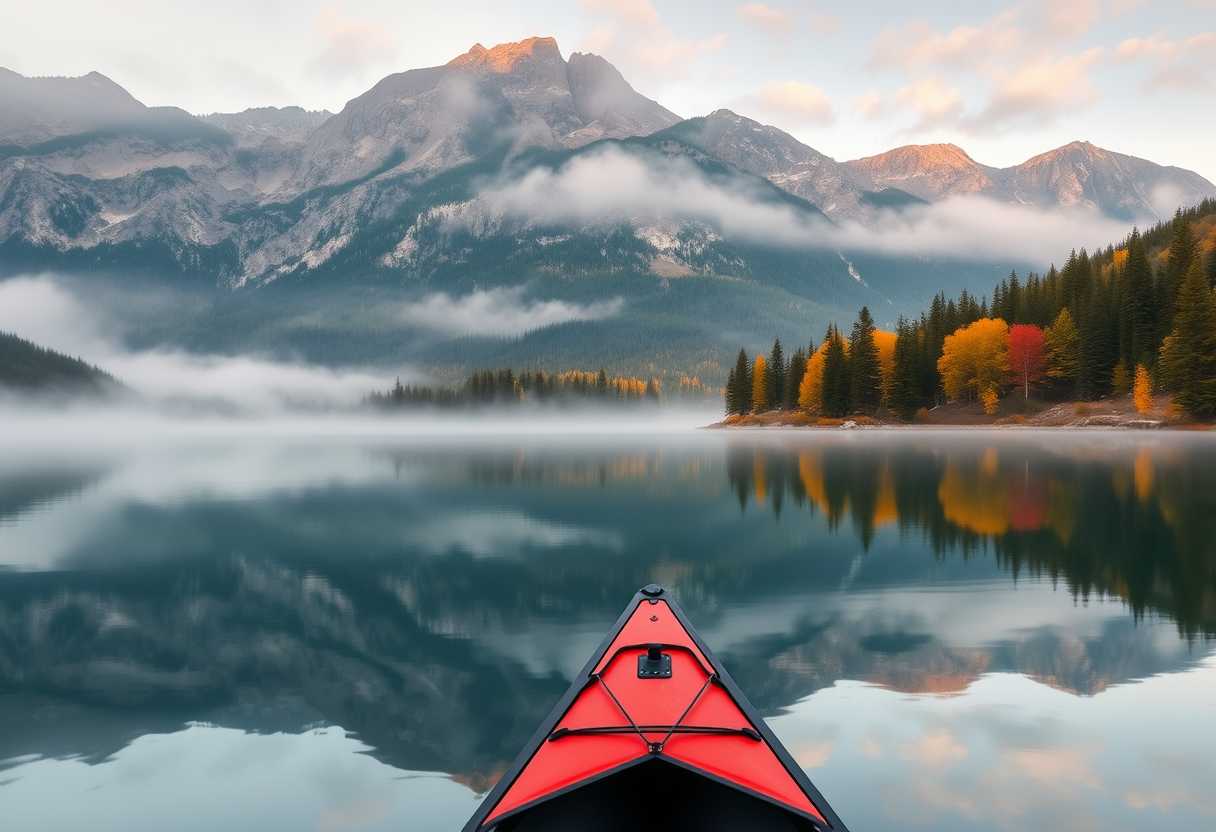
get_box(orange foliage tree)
[937,318,1011,402]
[751,354,769,412]
[1133,364,1152,413]
[874,329,897,406]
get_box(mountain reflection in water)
[0,430,1213,831]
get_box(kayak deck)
[464,585,848,832]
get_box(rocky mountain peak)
[845,143,996,201]
[448,36,563,74]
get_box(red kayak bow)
[463,585,849,832]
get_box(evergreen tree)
[848,307,882,414]
[767,339,786,411]
[596,368,609,397]
[822,326,850,417]
[725,368,737,414]
[733,349,752,414]
[1161,213,1197,334]
[1159,257,1216,418]
[1122,230,1157,367]
[890,318,920,421]
[1079,292,1117,400]
[784,347,807,411]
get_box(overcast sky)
[3,1,1214,179]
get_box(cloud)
[868,10,1109,135]
[895,78,964,131]
[480,146,821,247]
[308,7,397,80]
[870,12,1022,72]
[476,145,1136,265]
[581,0,658,26]
[1116,32,1216,91]
[855,90,886,120]
[395,287,624,337]
[968,48,1103,130]
[739,81,836,127]
[579,0,727,78]
[408,509,624,557]
[738,3,790,32]
[0,276,395,414]
[902,729,968,767]
[809,12,841,35]
[1042,0,1100,39]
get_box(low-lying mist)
[1,274,394,414]
[481,145,1141,264]
[0,273,718,435]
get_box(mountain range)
[1,37,1213,377]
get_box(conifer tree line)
[725,198,1216,419]
[369,367,698,408]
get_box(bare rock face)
[290,37,678,190]
[663,109,873,220]
[847,141,1216,221]
[565,52,679,145]
[845,144,998,202]
[200,107,333,148]
[1003,141,1216,220]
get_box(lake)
[1,426,1214,831]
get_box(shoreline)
[708,396,1214,431]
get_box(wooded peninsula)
[722,199,1216,427]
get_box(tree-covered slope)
[0,331,121,395]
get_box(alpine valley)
[2,37,1213,381]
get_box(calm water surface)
[1,429,1214,831]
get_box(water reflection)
[726,436,1216,638]
[0,432,1213,831]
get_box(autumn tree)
[1133,364,1152,414]
[1044,308,1080,391]
[751,354,769,412]
[1007,324,1045,399]
[798,337,828,414]
[848,307,882,414]
[873,328,897,407]
[1158,257,1216,418]
[937,318,1010,402]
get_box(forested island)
[367,368,715,410]
[722,199,1216,428]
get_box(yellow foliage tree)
[798,342,829,414]
[980,385,1000,415]
[937,318,1011,402]
[1133,364,1152,414]
[751,354,768,412]
[874,329,897,406]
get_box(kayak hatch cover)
[463,584,850,832]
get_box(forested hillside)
[725,198,1216,421]
[0,331,122,396]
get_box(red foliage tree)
[1008,324,1046,399]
